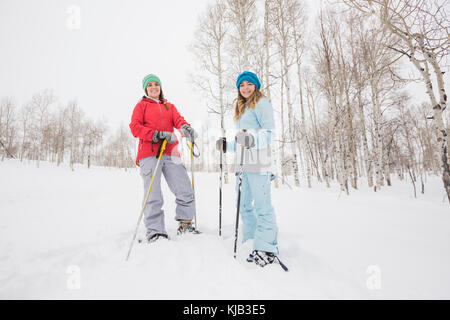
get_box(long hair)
[159,89,169,110]
[234,88,264,122]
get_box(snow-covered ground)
[0,159,449,299]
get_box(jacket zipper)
[159,102,164,131]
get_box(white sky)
[0,0,211,130]
[0,0,445,134]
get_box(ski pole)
[190,141,199,233]
[126,139,167,261]
[219,147,223,237]
[218,137,226,237]
[233,144,245,259]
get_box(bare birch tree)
[343,0,450,200]
[288,0,311,187]
[0,97,17,160]
[315,9,349,193]
[29,89,55,167]
[270,0,301,187]
[226,0,260,73]
[191,0,231,183]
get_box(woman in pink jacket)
[129,74,198,242]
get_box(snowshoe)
[147,233,169,243]
[246,250,289,272]
[177,220,200,235]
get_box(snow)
[0,159,449,299]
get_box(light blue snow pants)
[236,172,278,255]
[139,156,195,239]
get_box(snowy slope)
[0,159,449,299]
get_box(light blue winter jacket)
[227,97,275,173]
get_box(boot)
[147,233,169,243]
[247,250,289,271]
[246,250,276,267]
[177,220,195,235]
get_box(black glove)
[181,124,198,142]
[235,131,255,148]
[215,137,227,153]
[152,131,176,144]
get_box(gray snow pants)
[139,155,195,239]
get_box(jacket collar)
[141,96,160,103]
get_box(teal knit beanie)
[236,71,261,90]
[142,74,162,93]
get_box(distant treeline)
[0,90,135,170]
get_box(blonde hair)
[234,88,264,122]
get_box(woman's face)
[146,81,161,99]
[239,81,256,99]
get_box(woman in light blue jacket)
[217,71,287,270]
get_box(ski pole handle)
[156,139,167,159]
[216,137,227,153]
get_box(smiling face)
[239,81,256,99]
[146,81,161,99]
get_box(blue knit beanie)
[236,71,261,90]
